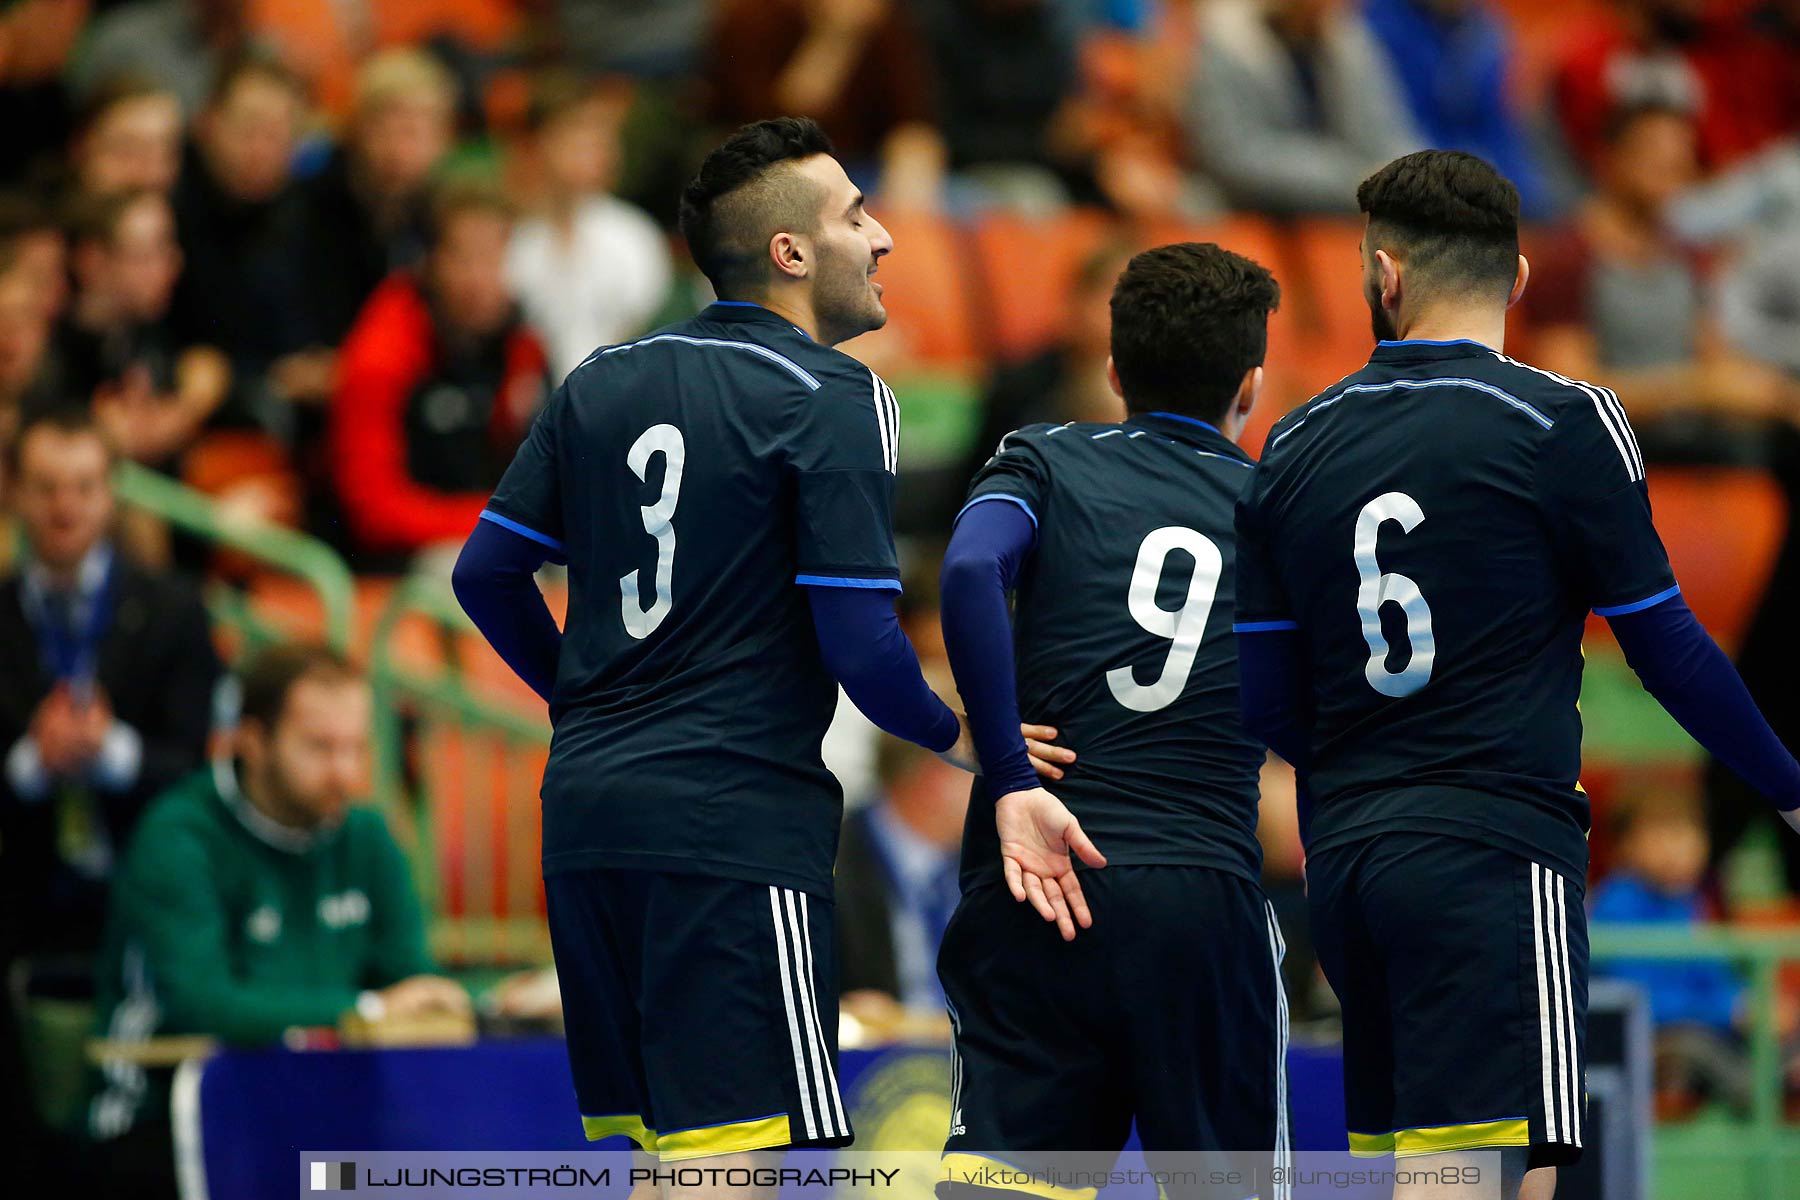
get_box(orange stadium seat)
[967,208,1116,361]
[1583,467,1786,653]
[866,211,985,368]
[1642,467,1785,650]
[1285,217,1380,403]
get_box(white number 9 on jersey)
[1106,526,1223,713]
[1355,491,1435,697]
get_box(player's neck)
[1392,308,1507,353]
[736,291,823,343]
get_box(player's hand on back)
[995,787,1107,942]
[1023,723,1076,781]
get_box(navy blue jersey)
[484,302,906,897]
[1235,338,1677,879]
[958,412,1267,887]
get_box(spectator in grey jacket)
[1187,0,1422,213]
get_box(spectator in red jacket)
[330,180,550,566]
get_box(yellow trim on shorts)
[656,1112,793,1161]
[939,1153,1100,1200]
[581,1113,657,1151]
[1394,1117,1531,1157]
[1347,1130,1396,1157]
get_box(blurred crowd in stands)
[4,0,1800,1187]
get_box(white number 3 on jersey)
[621,424,685,639]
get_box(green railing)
[1591,924,1800,1199]
[368,572,553,967]
[116,466,550,964]
[112,461,355,653]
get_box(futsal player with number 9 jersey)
[1234,151,1800,1200]
[935,244,1290,1195]
[454,119,986,1171]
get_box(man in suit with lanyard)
[0,406,221,971]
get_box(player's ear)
[1507,254,1530,310]
[1375,249,1402,310]
[1105,356,1124,401]
[1239,365,1264,414]
[769,231,808,282]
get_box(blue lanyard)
[864,807,960,940]
[28,557,117,691]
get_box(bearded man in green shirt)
[87,643,468,1197]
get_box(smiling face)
[788,154,893,346]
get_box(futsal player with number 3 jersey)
[453,118,997,1178]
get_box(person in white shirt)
[505,73,673,381]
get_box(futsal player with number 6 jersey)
[453,118,995,1175]
[935,243,1290,1196]
[1234,150,1800,1200]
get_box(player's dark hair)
[1109,242,1280,423]
[678,117,836,299]
[237,643,362,732]
[7,405,120,478]
[1357,150,1520,303]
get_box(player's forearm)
[453,516,563,703]
[806,586,960,754]
[939,500,1039,798]
[1608,593,1800,810]
[1235,627,1314,773]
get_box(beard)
[1366,277,1398,343]
[812,241,887,346]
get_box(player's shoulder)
[1477,349,1623,425]
[1259,361,1376,464]
[564,310,837,400]
[982,419,1126,470]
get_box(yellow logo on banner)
[848,1050,954,1199]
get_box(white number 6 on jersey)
[1355,491,1435,697]
[621,424,685,639]
[1107,526,1222,713]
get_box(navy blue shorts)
[544,869,853,1159]
[1306,832,1588,1167]
[937,864,1289,1191]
